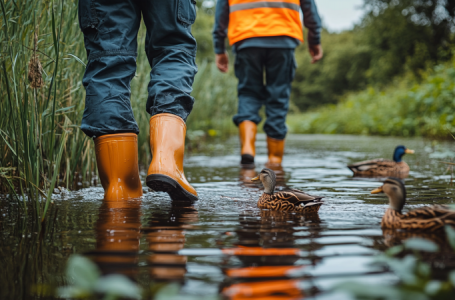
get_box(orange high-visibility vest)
[228,0,304,45]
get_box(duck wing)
[347,158,395,173]
[399,206,455,231]
[276,188,323,206]
[403,206,455,220]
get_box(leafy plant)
[336,226,455,300]
[57,255,142,300]
[57,255,221,300]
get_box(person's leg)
[140,0,197,120]
[233,48,266,166]
[78,0,143,200]
[79,0,141,137]
[140,0,198,201]
[264,49,296,165]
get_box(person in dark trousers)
[78,0,199,202]
[213,0,323,167]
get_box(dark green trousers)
[233,47,296,140]
[79,0,198,138]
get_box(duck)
[348,145,414,177]
[371,177,455,231]
[251,168,323,213]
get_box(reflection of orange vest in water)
[228,0,304,45]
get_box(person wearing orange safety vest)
[213,0,323,168]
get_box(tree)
[362,0,455,84]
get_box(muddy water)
[2,134,455,299]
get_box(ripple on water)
[1,134,455,299]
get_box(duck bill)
[251,176,260,183]
[371,186,384,194]
[405,149,415,154]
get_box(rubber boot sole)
[241,154,255,169]
[146,174,198,202]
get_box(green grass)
[0,0,89,220]
[288,59,455,139]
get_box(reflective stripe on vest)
[230,2,300,13]
[228,0,303,46]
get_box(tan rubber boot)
[266,136,285,166]
[146,113,198,202]
[94,133,143,201]
[239,120,257,167]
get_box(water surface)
[2,134,455,299]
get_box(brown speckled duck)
[371,177,455,231]
[348,145,414,177]
[251,168,323,213]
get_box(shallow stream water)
[2,134,455,299]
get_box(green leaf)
[445,225,455,251]
[424,280,442,295]
[42,105,75,117]
[388,255,419,285]
[66,53,86,67]
[385,245,404,257]
[56,286,90,298]
[66,255,100,291]
[155,283,181,300]
[95,274,142,299]
[405,238,439,252]
[334,281,429,300]
[417,261,431,278]
[449,271,455,287]
[55,105,75,114]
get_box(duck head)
[371,177,406,212]
[251,168,276,194]
[393,145,414,162]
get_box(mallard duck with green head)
[371,177,455,231]
[251,168,323,213]
[348,145,414,177]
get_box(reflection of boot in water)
[89,199,142,278]
[223,279,304,299]
[220,210,322,299]
[145,201,198,281]
[239,167,257,185]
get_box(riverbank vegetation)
[0,0,89,220]
[291,0,455,111]
[338,226,455,300]
[288,0,455,138]
[288,59,455,138]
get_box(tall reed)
[0,0,90,221]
